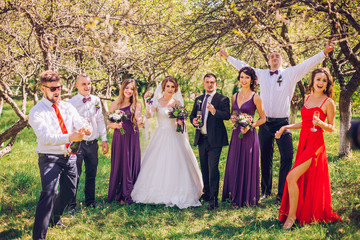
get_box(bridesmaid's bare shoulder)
[109,100,118,112]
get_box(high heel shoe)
[282,217,296,230]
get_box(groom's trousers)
[33,154,77,240]
[258,118,293,199]
[198,134,222,201]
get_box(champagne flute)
[311,111,320,132]
[196,110,202,129]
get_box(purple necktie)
[270,70,278,76]
[202,94,210,120]
[83,97,91,103]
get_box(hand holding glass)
[196,110,202,129]
[311,111,320,132]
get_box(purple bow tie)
[83,97,91,103]
[270,70,278,76]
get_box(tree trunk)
[0,97,3,117]
[338,71,360,157]
[0,118,29,146]
[34,78,39,104]
[338,92,352,157]
[290,95,303,124]
[102,74,112,132]
[289,102,300,124]
[21,81,27,114]
[0,132,19,158]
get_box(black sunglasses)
[43,85,62,92]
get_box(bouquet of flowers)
[108,110,128,135]
[232,111,253,138]
[169,106,188,133]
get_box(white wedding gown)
[131,100,203,209]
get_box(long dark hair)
[237,67,258,91]
[307,68,334,98]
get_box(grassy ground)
[0,100,359,239]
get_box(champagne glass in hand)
[311,111,320,132]
[196,110,202,129]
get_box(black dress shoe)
[259,194,269,201]
[86,201,103,208]
[56,222,68,228]
[199,194,210,202]
[67,205,76,215]
[207,198,218,210]
[49,220,68,228]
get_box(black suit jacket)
[190,92,231,147]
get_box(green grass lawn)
[0,100,360,239]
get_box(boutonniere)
[277,75,283,87]
[95,100,101,113]
[146,97,153,105]
[196,99,202,107]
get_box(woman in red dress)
[275,68,341,229]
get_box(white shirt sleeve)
[284,51,326,84]
[95,99,108,142]
[29,107,69,146]
[227,56,250,71]
[227,56,265,85]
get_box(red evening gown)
[279,97,341,225]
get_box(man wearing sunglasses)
[67,73,108,212]
[29,70,91,240]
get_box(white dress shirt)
[201,90,217,135]
[29,98,89,154]
[227,51,326,118]
[67,94,107,142]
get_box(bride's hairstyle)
[307,68,334,98]
[116,78,139,130]
[161,76,179,93]
[237,67,258,91]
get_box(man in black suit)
[190,73,230,210]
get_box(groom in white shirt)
[29,70,91,240]
[68,73,108,210]
[219,42,334,202]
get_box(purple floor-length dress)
[108,105,141,204]
[222,93,260,207]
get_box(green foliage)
[1,101,360,239]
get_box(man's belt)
[82,139,98,145]
[38,153,70,158]
[266,117,288,123]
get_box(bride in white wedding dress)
[131,76,203,209]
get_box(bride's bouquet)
[108,110,128,135]
[232,111,253,138]
[169,106,188,134]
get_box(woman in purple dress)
[222,67,266,207]
[108,79,144,204]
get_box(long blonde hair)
[116,79,139,131]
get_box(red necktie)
[52,104,70,148]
